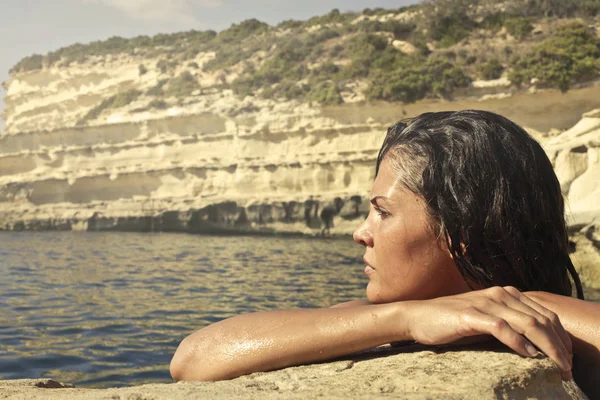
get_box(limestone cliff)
[0,3,599,282]
[1,2,599,236]
[0,345,589,399]
[1,88,599,236]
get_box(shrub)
[339,33,390,78]
[505,0,580,18]
[367,56,470,102]
[165,71,200,97]
[305,29,340,46]
[77,89,141,124]
[111,89,141,108]
[330,44,344,57]
[422,0,477,47]
[156,59,177,74]
[277,19,303,30]
[11,30,217,73]
[10,54,44,73]
[217,19,269,43]
[352,19,416,40]
[509,22,600,92]
[146,79,168,96]
[308,81,344,105]
[478,58,504,80]
[306,9,356,27]
[580,0,600,16]
[505,17,533,40]
[148,99,169,109]
[480,12,507,32]
[231,38,314,97]
[138,64,148,76]
[388,21,417,41]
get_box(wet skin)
[353,157,471,303]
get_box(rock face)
[539,108,600,290]
[546,108,600,227]
[1,60,600,237]
[0,345,588,399]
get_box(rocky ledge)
[0,345,589,399]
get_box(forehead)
[371,157,404,198]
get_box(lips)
[364,257,375,275]
[363,257,375,269]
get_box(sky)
[0,0,420,131]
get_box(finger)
[459,310,541,359]
[474,301,572,374]
[514,293,573,380]
[503,288,572,366]
[512,290,572,355]
[465,310,572,380]
[489,287,572,367]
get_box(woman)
[170,110,600,394]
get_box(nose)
[353,218,373,247]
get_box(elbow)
[170,336,193,381]
[170,334,235,382]
[170,335,214,382]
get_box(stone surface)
[570,223,600,290]
[546,108,600,227]
[0,345,589,399]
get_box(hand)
[405,286,573,380]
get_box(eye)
[374,206,390,219]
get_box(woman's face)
[353,156,470,304]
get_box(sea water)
[0,231,597,388]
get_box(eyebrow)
[370,196,390,206]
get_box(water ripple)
[0,232,367,388]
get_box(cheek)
[373,222,456,301]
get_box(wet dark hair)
[376,110,584,299]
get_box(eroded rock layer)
[1,84,599,234]
[0,345,589,399]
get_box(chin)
[366,284,396,304]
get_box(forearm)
[525,291,600,397]
[525,291,600,360]
[170,303,409,381]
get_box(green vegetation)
[367,57,471,102]
[14,0,600,115]
[77,89,141,125]
[478,58,504,80]
[422,0,477,48]
[305,9,356,27]
[504,0,600,18]
[156,59,178,74]
[147,99,169,110]
[165,71,200,97]
[146,79,168,96]
[138,64,148,76]
[504,17,533,40]
[216,19,269,43]
[308,81,343,105]
[509,22,600,92]
[11,31,217,73]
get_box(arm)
[525,291,600,359]
[525,291,600,397]
[171,287,572,382]
[170,303,407,381]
